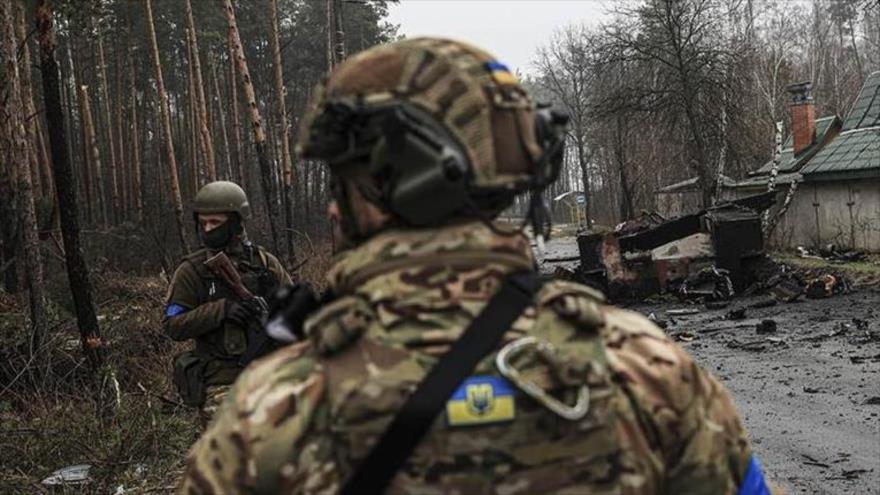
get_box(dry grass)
[0,272,199,494]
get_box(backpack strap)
[340,271,542,495]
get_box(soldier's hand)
[225,300,258,328]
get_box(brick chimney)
[787,81,816,156]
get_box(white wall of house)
[772,179,880,251]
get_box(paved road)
[633,293,880,494]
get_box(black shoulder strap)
[340,271,542,495]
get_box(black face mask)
[200,216,242,249]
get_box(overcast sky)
[386,1,611,76]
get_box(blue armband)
[738,456,771,495]
[165,303,189,318]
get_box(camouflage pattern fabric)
[298,38,543,188]
[180,222,759,494]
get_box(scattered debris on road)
[667,308,700,316]
[726,307,748,320]
[756,319,778,334]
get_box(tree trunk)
[184,0,217,182]
[61,40,80,214]
[223,0,281,254]
[0,123,19,294]
[269,0,295,261]
[78,84,107,227]
[763,121,784,235]
[185,29,200,192]
[36,0,103,369]
[574,131,592,229]
[114,43,128,221]
[128,16,143,223]
[70,39,95,224]
[334,0,346,62]
[16,5,48,204]
[210,56,233,181]
[144,0,190,253]
[3,0,48,353]
[67,39,91,223]
[682,96,711,209]
[327,0,346,67]
[93,14,120,225]
[614,116,634,221]
[227,28,245,186]
[713,101,729,205]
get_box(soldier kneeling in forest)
[163,181,291,424]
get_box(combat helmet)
[193,181,251,220]
[297,37,568,228]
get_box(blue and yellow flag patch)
[485,61,518,86]
[446,376,516,427]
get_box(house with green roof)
[765,71,880,251]
[658,72,880,251]
[731,115,842,195]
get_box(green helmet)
[193,181,251,220]
[297,37,545,189]
[296,37,567,227]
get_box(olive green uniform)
[165,239,291,418]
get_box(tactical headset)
[304,99,570,228]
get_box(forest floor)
[541,236,880,494]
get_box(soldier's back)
[183,274,751,494]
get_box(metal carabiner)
[495,336,590,421]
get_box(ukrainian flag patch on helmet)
[447,376,516,427]
[485,61,518,85]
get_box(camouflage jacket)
[180,222,758,494]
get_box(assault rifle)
[204,251,274,366]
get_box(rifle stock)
[204,252,254,300]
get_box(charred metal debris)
[553,192,852,303]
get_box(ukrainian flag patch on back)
[446,376,516,427]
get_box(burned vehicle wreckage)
[558,192,778,301]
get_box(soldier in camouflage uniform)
[164,181,291,423]
[180,39,774,494]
